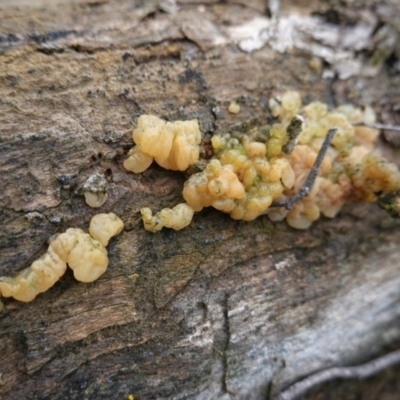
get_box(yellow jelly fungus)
[62,229,108,283]
[128,92,400,232]
[89,212,125,247]
[124,115,201,173]
[123,145,153,174]
[228,101,240,114]
[141,203,194,232]
[83,173,109,208]
[0,213,124,303]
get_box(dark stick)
[274,349,400,400]
[353,122,400,132]
[271,128,337,210]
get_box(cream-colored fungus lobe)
[126,94,400,232]
[141,203,194,233]
[55,227,108,283]
[228,101,241,114]
[123,115,201,173]
[0,213,124,304]
[83,173,109,208]
[89,212,124,246]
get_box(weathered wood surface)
[1,1,400,399]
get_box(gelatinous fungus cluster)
[125,92,400,232]
[2,92,400,308]
[0,213,123,306]
[123,115,201,173]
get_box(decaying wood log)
[1,1,400,399]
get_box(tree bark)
[1,1,400,399]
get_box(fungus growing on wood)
[89,212,124,246]
[141,203,194,232]
[183,159,246,213]
[127,92,400,231]
[0,213,124,305]
[123,115,201,173]
[83,173,109,208]
[228,101,240,114]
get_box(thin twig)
[353,122,400,132]
[271,128,337,210]
[275,349,400,400]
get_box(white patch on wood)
[226,11,378,80]
[274,254,296,270]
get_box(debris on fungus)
[123,115,201,173]
[377,189,400,218]
[0,213,124,305]
[126,92,400,232]
[83,173,109,208]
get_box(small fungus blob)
[89,212,125,246]
[141,203,194,232]
[124,115,201,173]
[228,101,240,114]
[0,213,124,304]
[60,228,108,283]
[83,173,109,208]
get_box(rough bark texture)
[0,1,400,399]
